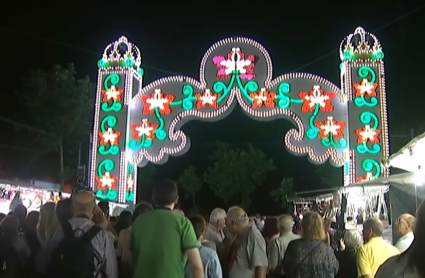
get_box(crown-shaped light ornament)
[339,27,384,61]
[98,36,142,70]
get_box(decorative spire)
[98,36,142,69]
[339,27,384,61]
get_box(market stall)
[0,179,70,214]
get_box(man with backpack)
[37,191,118,278]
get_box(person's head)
[188,214,207,240]
[396,213,416,236]
[13,204,27,223]
[301,211,326,241]
[115,211,132,234]
[262,217,279,239]
[132,202,153,222]
[26,211,40,228]
[343,229,362,249]
[72,191,96,219]
[39,202,57,233]
[362,218,384,242]
[278,214,294,234]
[97,200,110,216]
[55,198,73,224]
[0,216,19,236]
[209,208,226,230]
[226,207,250,235]
[152,179,179,208]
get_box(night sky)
[1,2,424,213]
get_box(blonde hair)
[38,202,58,243]
[301,212,326,241]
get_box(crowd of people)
[0,178,424,278]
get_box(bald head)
[399,214,416,230]
[72,191,96,218]
[278,214,294,232]
[364,218,384,237]
[227,207,249,225]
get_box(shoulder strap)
[82,225,102,243]
[62,221,74,239]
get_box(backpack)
[47,222,102,278]
[0,233,24,277]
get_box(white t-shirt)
[395,232,414,253]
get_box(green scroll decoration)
[101,74,123,112]
[356,111,381,154]
[129,135,153,150]
[321,133,347,149]
[95,159,118,201]
[126,163,135,203]
[275,83,303,109]
[96,189,118,201]
[361,158,381,179]
[170,85,198,110]
[354,67,378,107]
[98,115,120,154]
[306,104,320,139]
[214,72,237,103]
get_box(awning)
[386,131,425,172]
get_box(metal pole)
[411,128,414,140]
[59,137,64,189]
[78,142,81,167]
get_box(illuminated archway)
[89,27,389,203]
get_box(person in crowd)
[394,213,416,253]
[356,218,400,278]
[13,204,28,230]
[324,217,338,250]
[0,212,7,223]
[335,229,362,278]
[55,198,73,225]
[376,202,425,278]
[174,209,185,216]
[131,179,203,278]
[262,217,280,245]
[114,211,132,235]
[37,202,57,247]
[205,208,226,247]
[119,202,153,278]
[9,191,23,212]
[255,214,265,231]
[37,191,118,278]
[283,211,339,278]
[0,216,31,277]
[268,214,300,276]
[98,200,118,243]
[185,215,222,278]
[225,206,268,278]
[26,211,40,232]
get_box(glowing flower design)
[102,85,123,102]
[195,89,221,108]
[141,89,175,114]
[298,86,334,112]
[249,88,276,108]
[212,47,255,80]
[127,176,134,191]
[131,119,158,140]
[356,172,374,182]
[355,125,380,143]
[353,79,378,97]
[98,128,121,145]
[96,172,117,190]
[315,117,345,139]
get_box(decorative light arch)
[90,27,389,203]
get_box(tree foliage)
[177,165,202,208]
[204,142,275,209]
[16,64,94,176]
[270,178,295,209]
[314,162,343,188]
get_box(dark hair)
[0,213,6,223]
[262,217,279,239]
[152,180,178,206]
[97,200,109,214]
[188,214,206,239]
[114,211,132,235]
[26,211,40,228]
[13,204,27,223]
[132,202,153,222]
[56,198,73,224]
[0,216,19,238]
